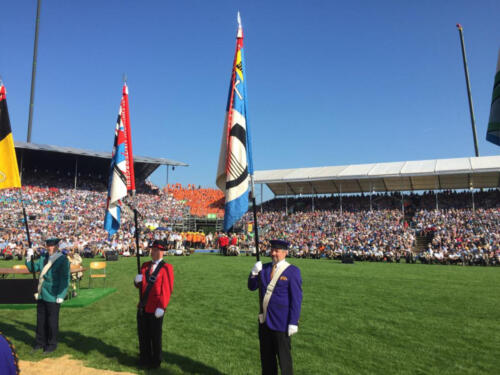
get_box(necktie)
[270,264,277,280]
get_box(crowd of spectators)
[240,190,500,266]
[240,209,415,258]
[0,173,186,258]
[1,171,499,267]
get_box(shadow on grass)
[5,320,226,375]
[6,320,136,367]
[159,351,226,375]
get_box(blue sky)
[1,1,499,200]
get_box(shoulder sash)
[258,261,291,324]
[34,252,63,300]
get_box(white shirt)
[272,258,287,272]
[150,259,163,273]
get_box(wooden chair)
[12,264,27,278]
[89,261,106,288]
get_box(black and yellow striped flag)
[0,84,21,189]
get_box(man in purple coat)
[248,239,303,375]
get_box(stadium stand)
[165,184,225,218]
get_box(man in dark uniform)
[248,239,303,375]
[134,240,174,369]
[26,238,70,354]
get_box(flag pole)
[237,12,263,317]
[19,192,36,281]
[456,24,480,157]
[250,177,260,261]
[134,208,141,274]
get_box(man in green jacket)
[26,238,70,354]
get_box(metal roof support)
[469,175,475,213]
[261,184,264,214]
[356,179,363,192]
[330,180,339,193]
[339,183,343,215]
[311,183,315,213]
[285,184,288,215]
[286,182,297,195]
[435,179,439,210]
[471,188,475,213]
[409,176,415,191]
[74,157,78,190]
[401,191,405,217]
[369,181,373,211]
[382,178,388,192]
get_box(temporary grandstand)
[15,141,188,186]
[254,155,500,196]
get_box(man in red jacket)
[134,240,174,369]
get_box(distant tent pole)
[285,184,288,214]
[339,183,343,215]
[74,158,78,189]
[401,192,404,216]
[27,0,42,143]
[369,183,373,211]
[456,24,480,157]
[471,188,475,212]
[260,184,263,213]
[311,185,314,212]
[470,177,475,212]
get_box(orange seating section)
[165,184,225,218]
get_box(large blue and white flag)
[104,84,134,236]
[216,13,254,232]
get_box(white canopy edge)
[254,155,500,195]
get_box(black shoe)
[149,362,161,369]
[43,347,56,355]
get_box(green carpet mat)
[0,288,116,310]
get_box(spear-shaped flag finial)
[237,11,243,38]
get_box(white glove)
[288,324,298,336]
[154,308,165,318]
[251,261,263,276]
[26,248,34,259]
[56,298,64,304]
[134,274,143,284]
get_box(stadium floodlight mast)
[456,24,480,157]
[27,0,42,143]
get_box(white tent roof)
[254,155,500,195]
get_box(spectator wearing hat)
[248,239,303,375]
[134,239,174,369]
[25,238,70,354]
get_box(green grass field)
[1,254,499,374]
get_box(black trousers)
[259,323,293,375]
[35,300,60,350]
[137,310,164,366]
